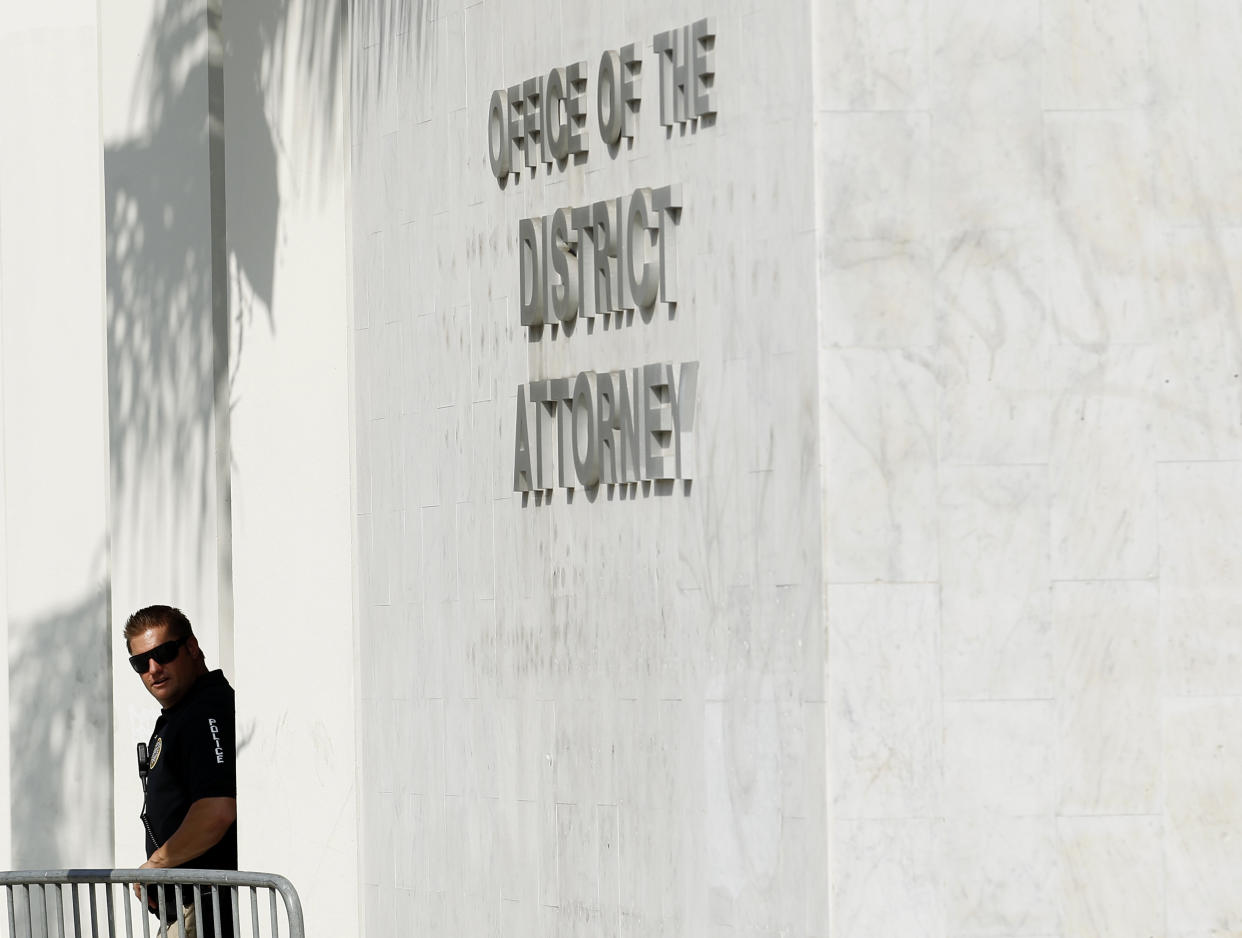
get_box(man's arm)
[140,797,236,869]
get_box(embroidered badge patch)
[149,738,163,769]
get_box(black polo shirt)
[144,669,237,871]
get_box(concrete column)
[223,0,360,930]
[0,0,113,868]
[98,0,231,866]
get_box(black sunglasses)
[129,636,189,674]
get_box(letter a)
[513,385,534,491]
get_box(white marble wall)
[349,0,825,935]
[818,1,1242,936]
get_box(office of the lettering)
[654,18,716,128]
[488,61,590,182]
[597,44,642,146]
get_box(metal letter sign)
[493,21,716,496]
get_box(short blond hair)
[123,604,193,652]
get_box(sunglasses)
[129,636,189,674]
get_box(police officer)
[126,605,236,938]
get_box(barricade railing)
[0,870,303,938]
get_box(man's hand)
[146,797,236,869]
[130,797,235,902]
[133,859,162,903]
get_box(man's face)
[129,624,200,708]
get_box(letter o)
[572,372,600,486]
[596,51,623,146]
[488,89,510,179]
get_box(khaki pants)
[156,902,197,938]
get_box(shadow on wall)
[8,589,112,868]
[106,53,235,566]
[104,0,422,559]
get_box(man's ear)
[187,635,203,660]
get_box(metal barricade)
[0,870,303,938]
